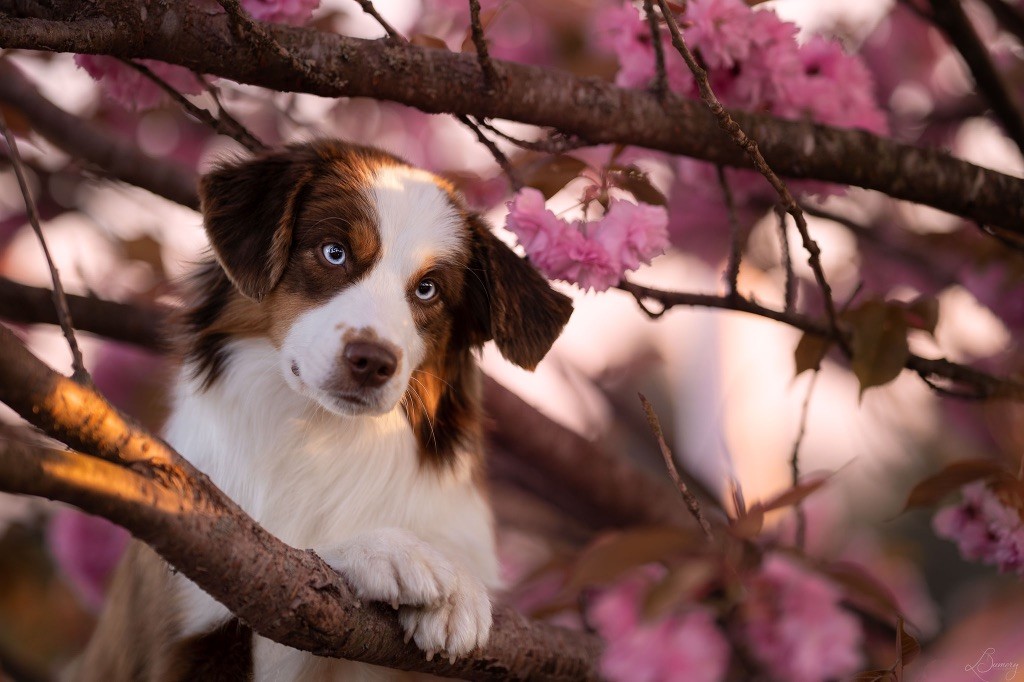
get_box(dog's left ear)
[199,149,316,301]
[462,215,574,370]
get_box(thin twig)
[617,279,1024,401]
[122,60,266,152]
[474,119,586,154]
[655,0,844,350]
[718,165,743,297]
[460,114,522,190]
[638,393,715,541]
[216,0,337,91]
[927,0,1024,157]
[468,0,499,90]
[978,0,1024,45]
[355,0,404,40]
[643,0,668,101]
[776,206,796,313]
[789,370,819,550]
[0,113,89,383]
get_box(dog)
[76,140,573,681]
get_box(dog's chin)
[315,390,393,417]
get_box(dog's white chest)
[164,340,498,681]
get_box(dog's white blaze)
[164,166,497,681]
[282,166,464,416]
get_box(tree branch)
[928,0,1024,157]
[616,279,1024,401]
[123,60,266,152]
[656,0,842,346]
[0,60,200,210]
[0,324,602,680]
[3,1,1024,233]
[0,112,89,382]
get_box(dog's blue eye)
[415,279,438,301]
[322,243,346,266]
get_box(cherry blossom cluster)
[588,567,730,682]
[742,555,863,682]
[504,187,669,291]
[595,0,888,254]
[933,481,1024,576]
[76,0,321,110]
[586,554,863,682]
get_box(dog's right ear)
[198,149,316,301]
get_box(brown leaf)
[794,332,831,375]
[460,8,500,52]
[411,34,450,50]
[729,506,764,539]
[900,295,940,335]
[608,167,668,206]
[820,561,902,621]
[563,526,694,593]
[897,617,921,670]
[522,155,589,200]
[121,234,166,279]
[903,459,1008,511]
[759,476,829,514]
[845,300,910,396]
[640,559,717,621]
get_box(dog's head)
[188,140,572,457]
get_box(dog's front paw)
[398,572,492,661]
[319,528,457,609]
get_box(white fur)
[282,166,465,417]
[164,167,498,681]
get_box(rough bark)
[0,324,602,681]
[1,0,1024,233]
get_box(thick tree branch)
[0,324,602,681]
[0,61,200,210]
[3,1,1024,233]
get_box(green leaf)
[522,155,588,200]
[845,300,910,396]
[902,459,1008,511]
[794,332,831,375]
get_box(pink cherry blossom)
[47,507,130,612]
[595,4,693,94]
[934,481,1024,575]
[504,188,669,292]
[685,0,757,70]
[74,56,204,111]
[589,568,730,682]
[592,199,672,272]
[742,554,863,682]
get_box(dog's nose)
[344,342,397,388]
